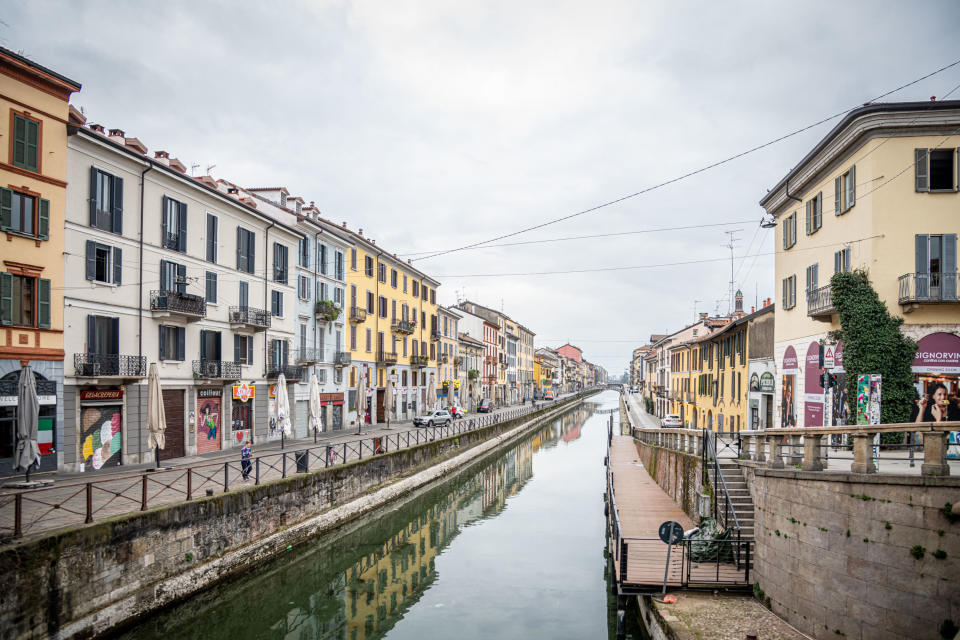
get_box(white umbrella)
[355,367,367,434]
[146,362,166,467]
[384,372,394,428]
[14,365,40,482]
[308,371,322,440]
[275,373,292,449]
[427,373,437,411]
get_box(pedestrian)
[240,440,252,481]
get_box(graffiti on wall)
[80,406,122,470]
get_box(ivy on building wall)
[831,269,916,431]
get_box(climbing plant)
[831,269,916,436]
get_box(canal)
[116,391,621,640]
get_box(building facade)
[437,306,460,407]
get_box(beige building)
[760,100,960,428]
[437,306,461,407]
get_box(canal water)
[116,391,621,640]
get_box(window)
[915,148,959,192]
[805,263,818,295]
[159,260,186,293]
[299,237,310,268]
[365,328,372,352]
[403,275,408,293]
[391,269,398,288]
[86,315,119,356]
[199,329,222,362]
[205,214,218,262]
[834,165,856,214]
[273,243,288,283]
[805,192,822,235]
[350,248,357,270]
[366,291,375,314]
[914,234,958,300]
[161,196,187,251]
[422,285,428,301]
[430,343,436,360]
[12,113,40,172]
[318,243,328,275]
[430,289,436,305]
[239,280,249,308]
[236,227,256,274]
[270,339,289,368]
[350,325,357,350]
[834,247,852,273]
[85,241,122,284]
[158,324,185,361]
[378,262,386,283]
[782,212,797,249]
[205,271,217,303]
[335,251,344,281]
[781,274,796,310]
[299,275,310,300]
[379,295,387,318]
[0,188,49,240]
[0,273,50,328]
[318,281,327,302]
[412,281,419,298]
[334,287,343,307]
[234,334,254,365]
[89,167,123,234]
[365,255,374,277]
[271,290,284,316]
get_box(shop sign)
[912,332,960,373]
[390,374,398,384]
[760,372,775,393]
[0,394,57,406]
[80,389,124,401]
[232,383,255,402]
[198,388,222,398]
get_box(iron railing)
[192,360,242,380]
[150,290,206,318]
[161,231,181,250]
[806,284,834,317]
[266,364,303,381]
[378,350,398,366]
[349,306,367,323]
[295,348,326,364]
[431,329,441,341]
[228,306,271,329]
[73,353,147,378]
[334,351,351,367]
[898,272,959,303]
[391,320,415,335]
[411,355,429,368]
[701,429,742,548]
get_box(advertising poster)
[80,405,122,470]
[830,342,849,426]
[196,391,222,454]
[856,375,870,425]
[910,332,960,458]
[780,346,798,427]
[804,342,824,427]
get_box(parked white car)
[660,414,682,428]
[414,410,452,427]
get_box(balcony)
[150,289,206,321]
[295,348,325,365]
[161,231,181,251]
[430,329,441,341]
[410,354,429,368]
[74,353,147,379]
[439,354,449,364]
[315,300,341,322]
[192,360,242,380]
[266,363,303,382]
[378,350,398,366]
[806,284,835,320]
[333,351,351,367]
[349,306,367,323]
[454,356,464,368]
[228,306,271,331]
[898,272,959,310]
[391,319,416,335]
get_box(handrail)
[739,421,951,436]
[702,429,741,533]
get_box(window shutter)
[110,317,120,354]
[0,272,11,325]
[248,232,255,273]
[791,215,796,245]
[236,227,243,270]
[89,167,98,226]
[782,278,787,309]
[812,263,818,290]
[248,337,254,364]
[848,166,855,208]
[25,119,39,171]
[943,234,957,300]
[177,327,186,362]
[158,324,166,360]
[834,176,841,215]
[834,250,841,273]
[282,340,289,366]
[240,280,248,308]
[113,247,122,285]
[38,198,49,240]
[87,315,97,353]
[0,187,11,230]
[112,175,123,234]
[843,247,851,273]
[805,201,811,234]
[815,192,822,228]
[162,196,170,239]
[177,202,187,252]
[13,116,26,167]
[915,149,929,192]
[234,335,241,362]
[176,263,187,294]
[86,240,96,280]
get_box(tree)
[831,269,916,430]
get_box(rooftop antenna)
[722,229,743,315]
[206,164,216,176]
[692,299,701,322]
[190,163,200,175]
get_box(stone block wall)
[744,466,960,640]
[633,441,703,522]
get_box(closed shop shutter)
[160,389,185,460]
[295,399,308,438]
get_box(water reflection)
[116,401,605,640]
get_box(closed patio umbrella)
[384,373,394,428]
[276,373,291,449]
[427,373,437,411]
[14,365,40,482]
[308,372,322,443]
[355,367,367,434]
[146,363,166,468]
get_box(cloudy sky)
[4,1,959,376]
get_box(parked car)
[543,390,555,401]
[660,414,682,428]
[477,399,494,413]
[450,405,466,419]
[414,410,452,427]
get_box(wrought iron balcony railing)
[350,306,367,323]
[315,300,341,322]
[192,360,242,380]
[430,329,441,341]
[898,272,959,305]
[150,289,206,319]
[391,319,416,335]
[228,306,271,330]
[74,353,147,378]
[439,354,449,364]
[411,354,429,368]
[265,363,304,381]
[333,351,352,367]
[806,284,835,318]
[378,350,398,366]
[295,348,325,364]
[161,232,181,251]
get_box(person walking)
[240,440,252,481]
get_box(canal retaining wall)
[0,395,593,640]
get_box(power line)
[410,58,960,264]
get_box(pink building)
[555,343,582,363]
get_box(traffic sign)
[658,520,684,544]
[824,345,835,369]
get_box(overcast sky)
[5,1,959,376]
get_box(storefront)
[231,382,255,446]
[0,371,58,476]
[911,332,960,457]
[780,346,798,427]
[319,393,344,431]
[77,389,123,471]
[196,388,223,454]
[748,359,775,429]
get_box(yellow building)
[342,229,440,424]
[668,340,699,427]
[0,48,80,474]
[693,310,750,433]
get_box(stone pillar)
[767,436,785,469]
[754,435,766,463]
[921,431,951,477]
[802,435,824,471]
[741,435,752,461]
[785,435,803,465]
[850,433,876,474]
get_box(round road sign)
[658,520,684,544]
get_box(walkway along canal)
[112,391,621,640]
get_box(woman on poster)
[913,383,960,423]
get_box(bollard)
[187,468,193,500]
[85,482,93,523]
[224,462,229,492]
[141,475,148,511]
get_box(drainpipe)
[263,221,276,377]
[785,179,802,204]
[314,229,321,353]
[138,163,152,462]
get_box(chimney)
[227,187,238,194]
[751,306,755,313]
[699,312,707,321]
[153,150,170,167]
[358,228,363,237]
[88,123,105,134]
[342,221,347,228]
[108,128,125,144]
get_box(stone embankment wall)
[0,397,587,640]
[632,440,703,522]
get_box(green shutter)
[38,278,51,329]
[0,187,11,230]
[38,198,49,240]
[0,272,12,325]
[12,115,26,168]
[25,119,39,172]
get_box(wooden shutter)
[943,234,957,300]
[282,340,289,366]
[843,247,851,273]
[25,118,39,171]
[1,273,13,324]
[834,176,841,215]
[30,278,47,327]
[112,175,123,234]
[177,201,187,252]
[815,192,822,229]
[109,317,120,354]
[176,263,186,294]
[834,250,841,274]
[113,247,122,285]
[847,166,855,208]
[162,196,170,240]
[915,149,929,192]
[89,167,99,226]
[234,334,241,362]
[87,315,97,353]
[239,280,248,307]
[805,201,811,234]
[13,116,26,167]
[158,324,166,360]
[248,337,254,364]
[236,227,243,270]
[85,240,96,280]
[0,187,11,230]
[38,198,49,240]
[177,327,186,361]
[248,231,255,273]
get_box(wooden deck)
[608,434,748,589]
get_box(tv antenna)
[722,229,743,315]
[206,164,217,176]
[190,163,200,175]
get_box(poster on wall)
[910,332,960,458]
[80,405,122,471]
[196,390,222,454]
[829,342,850,426]
[781,346,798,427]
[856,374,881,425]
[804,342,824,427]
